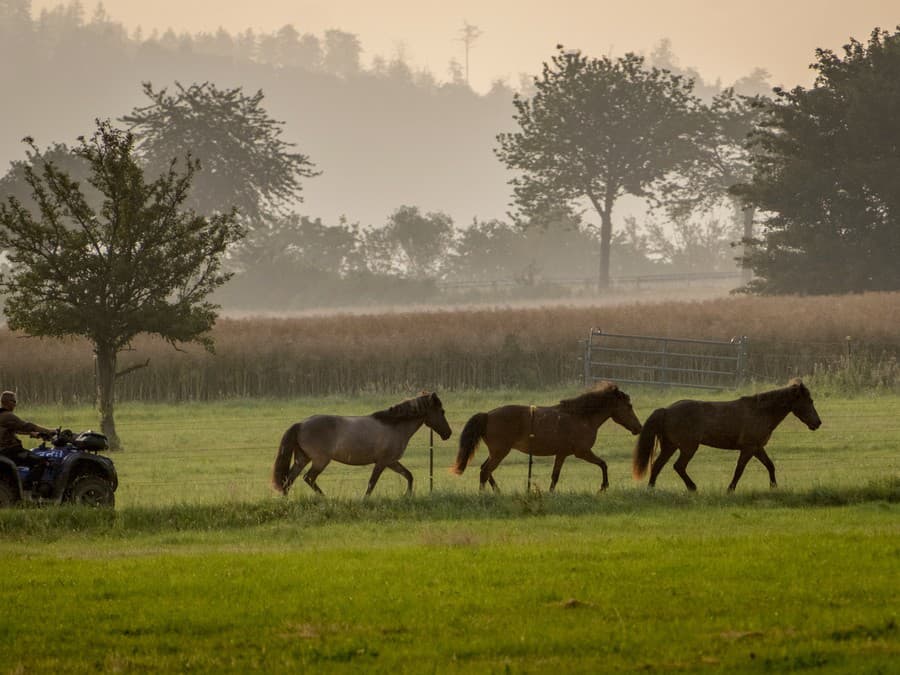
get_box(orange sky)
[31,0,899,90]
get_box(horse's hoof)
[600,484,608,492]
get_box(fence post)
[734,336,749,388]
[527,448,534,492]
[583,329,596,387]
[661,337,669,387]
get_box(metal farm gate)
[582,329,749,390]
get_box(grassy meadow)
[1,386,898,672]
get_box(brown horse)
[452,383,642,492]
[633,378,822,492]
[272,392,452,497]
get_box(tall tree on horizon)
[122,81,319,224]
[734,27,900,294]
[664,88,770,281]
[495,46,700,287]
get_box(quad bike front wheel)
[66,475,115,508]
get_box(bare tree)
[457,21,482,87]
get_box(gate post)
[734,336,749,387]
[582,329,596,386]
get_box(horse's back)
[482,404,532,448]
[487,404,532,421]
[485,404,590,455]
[298,414,379,452]
[663,398,746,449]
[297,413,347,438]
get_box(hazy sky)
[32,0,899,91]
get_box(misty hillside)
[0,3,516,229]
[0,2,766,231]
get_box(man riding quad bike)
[0,392,117,507]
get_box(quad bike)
[0,429,117,507]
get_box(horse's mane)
[372,392,439,422]
[745,378,808,407]
[557,382,624,416]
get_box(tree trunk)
[741,205,756,283]
[95,344,121,450]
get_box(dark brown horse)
[633,378,822,492]
[272,392,452,497]
[452,383,642,492]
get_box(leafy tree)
[645,216,741,273]
[363,205,454,279]
[450,219,526,281]
[222,213,360,308]
[121,82,319,223]
[735,28,900,294]
[495,46,699,286]
[449,214,656,284]
[0,121,244,448]
[258,25,323,70]
[609,218,663,277]
[234,213,357,272]
[0,0,32,58]
[323,29,362,77]
[665,89,769,281]
[0,143,93,213]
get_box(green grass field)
[1,386,898,673]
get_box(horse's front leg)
[549,453,567,492]
[365,464,388,498]
[754,448,777,488]
[387,461,414,495]
[727,448,755,492]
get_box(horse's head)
[789,379,821,430]
[424,392,453,440]
[611,388,643,436]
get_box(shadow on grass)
[1,477,896,541]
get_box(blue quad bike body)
[0,430,117,507]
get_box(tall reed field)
[2,292,899,403]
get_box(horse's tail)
[633,408,666,480]
[452,412,488,475]
[272,423,301,494]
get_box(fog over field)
[2,1,898,312]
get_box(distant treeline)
[2,293,898,403]
[215,211,743,311]
[0,1,772,246]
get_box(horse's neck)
[385,416,426,442]
[588,409,613,429]
[756,398,792,429]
